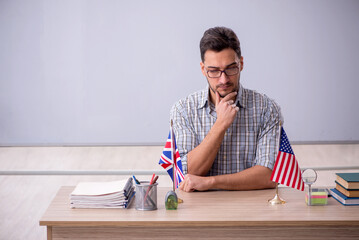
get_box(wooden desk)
[40,186,359,239]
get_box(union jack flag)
[270,127,305,191]
[159,126,185,189]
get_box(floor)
[0,144,358,240]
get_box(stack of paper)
[70,178,135,208]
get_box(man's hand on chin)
[179,174,214,192]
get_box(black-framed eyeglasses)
[206,66,239,78]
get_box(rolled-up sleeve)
[255,97,282,170]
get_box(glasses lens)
[224,67,239,76]
[207,70,221,78]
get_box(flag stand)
[268,183,286,205]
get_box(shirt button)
[224,156,227,160]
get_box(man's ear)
[239,56,244,71]
[200,62,206,77]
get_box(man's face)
[200,48,243,102]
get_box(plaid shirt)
[170,84,282,176]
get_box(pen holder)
[135,181,158,211]
[305,188,328,206]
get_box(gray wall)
[1,0,359,145]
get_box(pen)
[132,175,140,185]
[153,175,159,184]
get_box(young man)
[171,27,282,192]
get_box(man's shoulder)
[242,87,279,108]
[242,87,268,100]
[241,86,282,125]
[172,88,207,110]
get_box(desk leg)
[47,226,52,240]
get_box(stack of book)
[70,178,135,208]
[330,173,359,206]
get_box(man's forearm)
[210,165,276,190]
[181,165,276,192]
[187,121,226,176]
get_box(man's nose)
[218,72,229,84]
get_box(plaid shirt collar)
[198,84,246,110]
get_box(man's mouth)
[217,83,233,90]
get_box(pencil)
[143,174,156,204]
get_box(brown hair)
[200,26,241,62]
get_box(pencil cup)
[135,181,158,211]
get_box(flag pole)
[268,121,286,205]
[170,120,175,192]
[170,120,183,204]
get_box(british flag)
[270,127,305,191]
[158,127,185,189]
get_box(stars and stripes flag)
[158,125,185,189]
[270,127,305,191]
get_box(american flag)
[270,127,305,191]
[158,126,185,189]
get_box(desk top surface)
[40,186,359,227]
